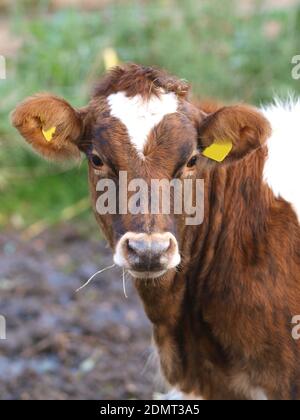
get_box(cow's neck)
[134,149,270,327]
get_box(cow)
[12,64,300,400]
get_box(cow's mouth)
[128,269,168,280]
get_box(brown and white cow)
[12,64,300,400]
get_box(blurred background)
[0,0,299,400]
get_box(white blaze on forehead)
[261,98,300,221]
[107,91,178,156]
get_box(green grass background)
[0,0,300,229]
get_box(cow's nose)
[127,237,171,268]
[114,232,181,279]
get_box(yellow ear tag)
[103,48,120,70]
[42,126,56,142]
[202,139,233,163]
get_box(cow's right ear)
[11,94,85,161]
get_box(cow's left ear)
[198,105,272,163]
[11,94,85,161]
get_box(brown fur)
[12,64,300,400]
[93,63,190,99]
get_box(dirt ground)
[0,225,156,400]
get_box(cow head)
[12,64,271,280]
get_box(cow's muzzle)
[114,232,181,279]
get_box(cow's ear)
[198,105,272,163]
[11,94,85,161]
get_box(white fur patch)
[230,373,268,400]
[108,91,178,157]
[156,390,204,400]
[262,98,300,221]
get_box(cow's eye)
[91,154,104,168]
[187,156,198,168]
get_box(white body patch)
[108,91,178,156]
[156,389,204,400]
[230,373,268,400]
[262,98,300,221]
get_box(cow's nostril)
[126,239,134,253]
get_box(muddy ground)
[0,225,157,400]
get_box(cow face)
[12,64,271,280]
[85,100,203,279]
